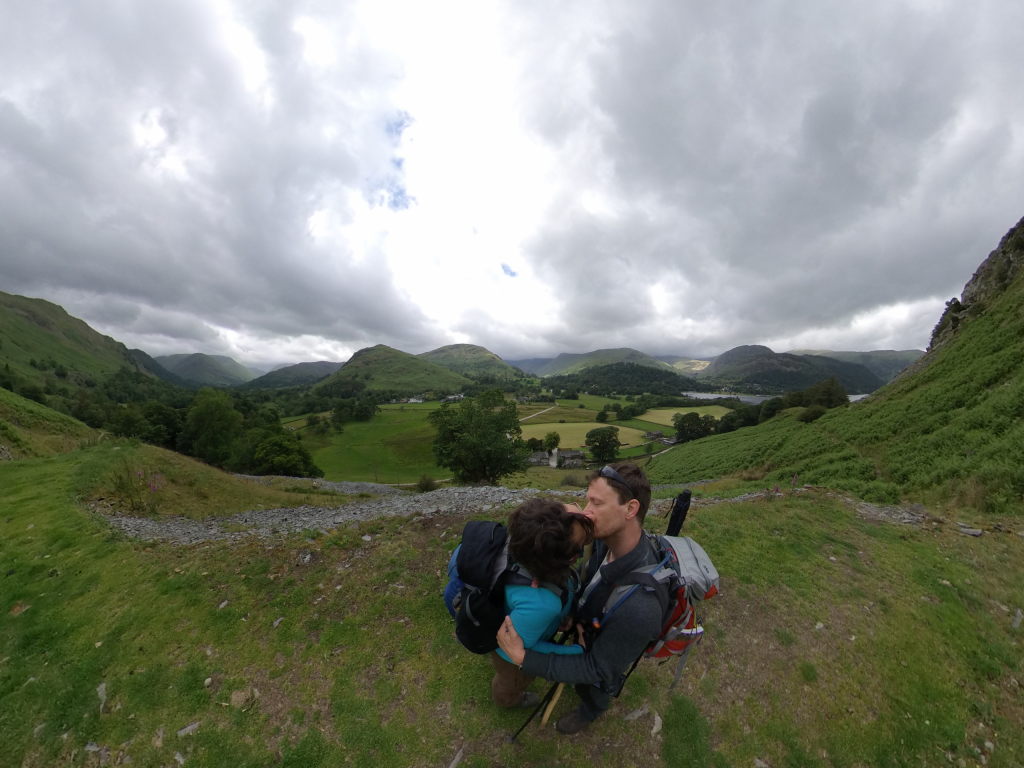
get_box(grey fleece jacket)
[520,535,665,694]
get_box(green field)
[520,421,650,450]
[300,403,448,484]
[641,406,731,426]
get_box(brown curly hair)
[507,498,595,585]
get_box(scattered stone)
[651,712,663,736]
[1012,609,1022,631]
[361,535,372,542]
[815,622,825,630]
[624,704,649,721]
[174,752,186,766]
[273,617,284,628]
[176,721,200,737]
[33,723,46,738]
[754,759,773,768]
[203,678,212,688]
[9,602,30,616]
[828,556,837,562]
[447,745,465,768]
[217,600,229,610]
[939,580,952,587]
[957,528,984,537]
[984,740,995,753]
[97,682,107,713]
[85,743,101,752]
[95,641,103,648]
[152,728,164,748]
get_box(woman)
[445,499,594,707]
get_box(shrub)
[798,405,828,423]
[416,475,438,492]
[561,474,582,487]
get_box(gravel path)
[101,482,931,546]
[104,485,586,545]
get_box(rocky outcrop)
[929,215,1024,352]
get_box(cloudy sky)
[2,1,1023,367]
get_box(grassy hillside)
[3,456,1021,767]
[313,345,472,398]
[0,386,95,458]
[418,344,523,379]
[650,268,1024,515]
[0,291,156,392]
[155,353,259,387]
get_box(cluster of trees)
[718,377,850,433]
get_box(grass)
[303,403,448,484]
[3,458,1021,768]
[520,421,649,450]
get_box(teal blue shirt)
[495,582,584,663]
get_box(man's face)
[583,477,630,539]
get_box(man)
[497,462,665,735]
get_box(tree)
[428,390,529,484]
[595,410,609,423]
[178,388,243,466]
[543,431,561,453]
[585,426,621,462]
[673,411,714,443]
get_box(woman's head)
[508,498,595,585]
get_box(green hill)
[242,361,343,389]
[789,349,924,382]
[697,344,884,393]
[154,353,259,387]
[544,361,702,396]
[313,344,472,397]
[418,344,523,380]
[0,290,167,395]
[651,216,1024,514]
[528,348,676,377]
[0,386,95,458]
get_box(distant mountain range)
[154,353,262,387]
[0,288,923,399]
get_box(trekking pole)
[507,680,560,743]
[665,490,691,537]
[540,683,564,726]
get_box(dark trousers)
[574,682,611,721]
[489,652,534,707]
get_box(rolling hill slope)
[313,344,472,397]
[418,344,523,379]
[0,290,166,392]
[650,216,1024,514]
[242,361,343,389]
[518,348,676,377]
[697,345,884,393]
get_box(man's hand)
[496,616,526,666]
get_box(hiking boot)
[555,708,592,735]
[516,691,541,708]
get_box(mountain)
[154,353,260,387]
[788,349,923,383]
[0,290,168,394]
[418,344,523,380]
[312,344,472,397]
[242,361,344,389]
[513,348,676,377]
[698,345,884,393]
[650,213,1024,513]
[544,361,703,396]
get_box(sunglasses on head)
[599,465,636,500]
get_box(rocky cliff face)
[929,215,1024,352]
